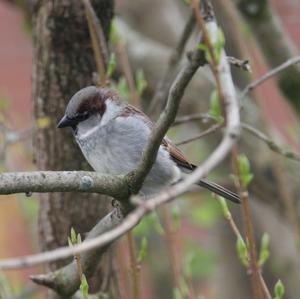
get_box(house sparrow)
[57,86,240,203]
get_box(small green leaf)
[77,233,82,244]
[236,236,249,268]
[135,69,147,96]
[238,154,253,188]
[197,43,212,63]
[274,279,285,299]
[109,21,120,46]
[137,237,148,263]
[209,90,223,123]
[218,196,231,219]
[214,28,225,62]
[117,77,130,100]
[68,237,73,248]
[70,227,77,245]
[80,274,89,299]
[179,277,189,296]
[173,288,183,299]
[259,233,270,266]
[106,53,116,78]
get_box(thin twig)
[174,115,300,161]
[82,0,109,86]
[240,55,300,100]
[173,113,212,126]
[242,123,300,162]
[148,11,196,115]
[227,56,251,72]
[232,147,263,299]
[217,196,272,299]
[176,123,221,146]
[117,42,141,108]
[161,206,183,296]
[126,231,141,299]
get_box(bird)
[57,86,240,203]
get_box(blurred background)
[0,0,300,298]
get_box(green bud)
[274,279,285,299]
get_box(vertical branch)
[231,147,263,299]
[82,0,109,86]
[126,232,141,299]
[117,42,141,108]
[161,207,182,294]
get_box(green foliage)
[179,277,190,297]
[217,196,231,219]
[117,77,130,100]
[135,69,147,96]
[106,53,116,78]
[68,227,82,247]
[137,237,148,263]
[259,233,270,266]
[183,246,218,279]
[182,0,191,5]
[80,274,89,299]
[274,279,285,299]
[190,197,222,227]
[109,21,120,46]
[214,28,225,62]
[197,27,225,63]
[209,90,223,123]
[236,236,249,268]
[238,154,254,188]
[134,212,164,237]
[173,288,183,299]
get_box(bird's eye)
[75,111,90,121]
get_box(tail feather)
[197,179,240,204]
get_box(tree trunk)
[32,0,114,297]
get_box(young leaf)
[117,77,130,100]
[109,21,120,46]
[80,274,89,299]
[274,279,285,299]
[236,236,249,268]
[70,227,77,245]
[173,288,183,299]
[209,90,223,123]
[135,69,147,96]
[137,237,148,263]
[106,53,116,78]
[259,233,270,266]
[218,196,231,219]
[238,154,254,188]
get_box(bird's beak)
[57,115,73,128]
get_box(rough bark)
[32,0,114,297]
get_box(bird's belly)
[76,128,180,195]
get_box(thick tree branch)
[0,171,129,200]
[31,208,124,296]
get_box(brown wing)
[123,105,195,170]
[162,138,195,171]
